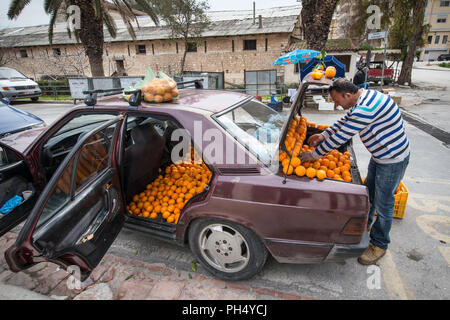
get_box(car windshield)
[215,99,285,166]
[0,68,27,80]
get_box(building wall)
[422,0,450,60]
[3,33,291,87]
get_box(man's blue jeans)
[364,154,410,250]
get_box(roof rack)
[83,78,204,107]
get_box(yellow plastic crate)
[361,179,408,219]
[393,181,408,219]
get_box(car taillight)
[341,217,367,236]
[2,87,9,91]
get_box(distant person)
[300,78,410,265]
[353,66,369,89]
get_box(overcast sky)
[0,0,301,29]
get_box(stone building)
[421,0,450,61]
[0,5,304,92]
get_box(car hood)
[0,126,46,155]
[0,104,44,136]
[0,78,38,87]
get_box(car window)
[36,123,115,229]
[215,99,285,165]
[36,158,74,229]
[0,68,27,80]
[0,146,8,167]
[74,124,115,191]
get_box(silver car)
[0,67,42,101]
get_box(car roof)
[97,88,251,114]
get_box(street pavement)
[1,82,449,300]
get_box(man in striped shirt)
[300,79,410,265]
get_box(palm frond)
[111,0,137,39]
[44,0,64,14]
[103,8,118,39]
[7,0,31,19]
[134,0,159,25]
[48,9,58,45]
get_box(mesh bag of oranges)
[126,147,211,224]
[122,68,179,103]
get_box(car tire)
[188,218,268,281]
[31,97,39,102]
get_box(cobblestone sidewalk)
[0,232,311,300]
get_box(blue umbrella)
[273,49,320,66]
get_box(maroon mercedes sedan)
[0,76,369,281]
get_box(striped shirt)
[311,89,410,164]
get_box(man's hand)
[300,152,315,163]
[307,134,324,147]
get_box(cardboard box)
[391,96,401,105]
[383,88,396,94]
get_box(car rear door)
[5,115,126,281]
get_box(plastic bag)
[122,68,178,103]
[0,195,23,215]
[141,71,178,103]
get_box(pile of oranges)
[279,116,353,182]
[127,155,211,224]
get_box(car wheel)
[31,97,39,102]
[188,218,268,281]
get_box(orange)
[162,211,170,219]
[295,165,306,177]
[312,161,321,170]
[281,158,290,168]
[327,169,335,178]
[319,166,328,172]
[334,167,341,175]
[282,165,294,175]
[306,167,316,179]
[343,175,352,182]
[150,212,158,219]
[167,215,175,223]
[290,157,301,167]
[328,161,336,170]
[316,169,326,180]
[321,158,330,167]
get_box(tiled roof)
[0,5,301,48]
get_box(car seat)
[124,123,166,201]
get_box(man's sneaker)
[357,243,386,265]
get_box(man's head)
[329,78,362,109]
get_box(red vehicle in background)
[356,58,394,85]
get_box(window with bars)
[136,45,146,55]
[243,40,257,51]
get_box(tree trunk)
[180,40,188,75]
[301,0,340,51]
[76,0,105,76]
[398,0,427,85]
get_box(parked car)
[437,53,450,61]
[0,67,42,101]
[1,75,369,281]
[0,94,45,138]
[356,58,394,85]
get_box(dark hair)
[329,78,359,95]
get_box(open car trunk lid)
[279,74,363,185]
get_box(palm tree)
[8,0,159,76]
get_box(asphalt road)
[8,89,450,300]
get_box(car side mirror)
[1,97,10,105]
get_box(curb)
[0,232,313,300]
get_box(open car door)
[5,115,125,281]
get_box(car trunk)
[279,75,363,185]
